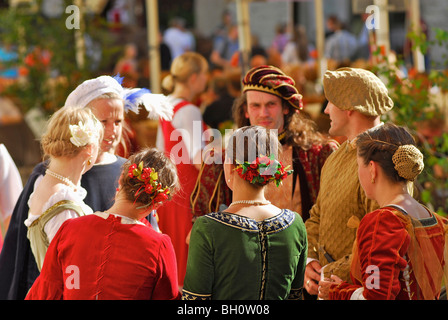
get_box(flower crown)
[235,155,293,187]
[69,120,100,147]
[128,161,170,209]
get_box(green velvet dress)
[182,209,307,300]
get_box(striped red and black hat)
[242,65,303,110]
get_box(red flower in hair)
[128,164,137,178]
[141,167,153,181]
[235,155,293,187]
[144,184,153,194]
[154,190,169,203]
[127,161,170,209]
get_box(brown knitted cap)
[323,67,394,116]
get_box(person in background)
[156,52,209,286]
[163,17,193,59]
[210,25,239,70]
[319,123,448,300]
[304,67,394,298]
[183,126,307,300]
[270,23,290,55]
[202,73,239,133]
[26,148,181,300]
[25,107,103,270]
[281,25,309,66]
[324,15,357,65]
[114,43,139,88]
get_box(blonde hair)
[161,52,208,94]
[41,107,103,159]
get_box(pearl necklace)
[230,200,271,206]
[45,169,77,190]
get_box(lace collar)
[205,209,296,234]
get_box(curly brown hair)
[119,148,180,206]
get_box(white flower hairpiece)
[69,120,99,147]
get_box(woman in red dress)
[25,148,181,300]
[319,123,448,300]
[156,52,209,286]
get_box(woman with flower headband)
[318,123,448,300]
[182,126,308,300]
[25,107,103,271]
[26,148,180,300]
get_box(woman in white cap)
[0,75,171,299]
[63,75,170,212]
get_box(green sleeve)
[289,215,308,300]
[182,216,214,300]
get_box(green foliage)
[0,2,122,117]
[1,3,87,115]
[373,27,448,217]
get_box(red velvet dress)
[158,100,206,286]
[329,206,447,300]
[25,213,180,300]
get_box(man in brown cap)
[304,67,394,297]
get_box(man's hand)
[304,260,322,295]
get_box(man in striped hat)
[233,65,338,222]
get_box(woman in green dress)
[182,126,308,300]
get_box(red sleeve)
[25,221,69,300]
[329,282,362,300]
[151,234,181,300]
[330,208,410,300]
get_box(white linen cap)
[63,75,173,120]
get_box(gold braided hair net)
[392,145,424,181]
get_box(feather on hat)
[64,74,172,121]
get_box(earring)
[371,178,375,184]
[87,157,92,166]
